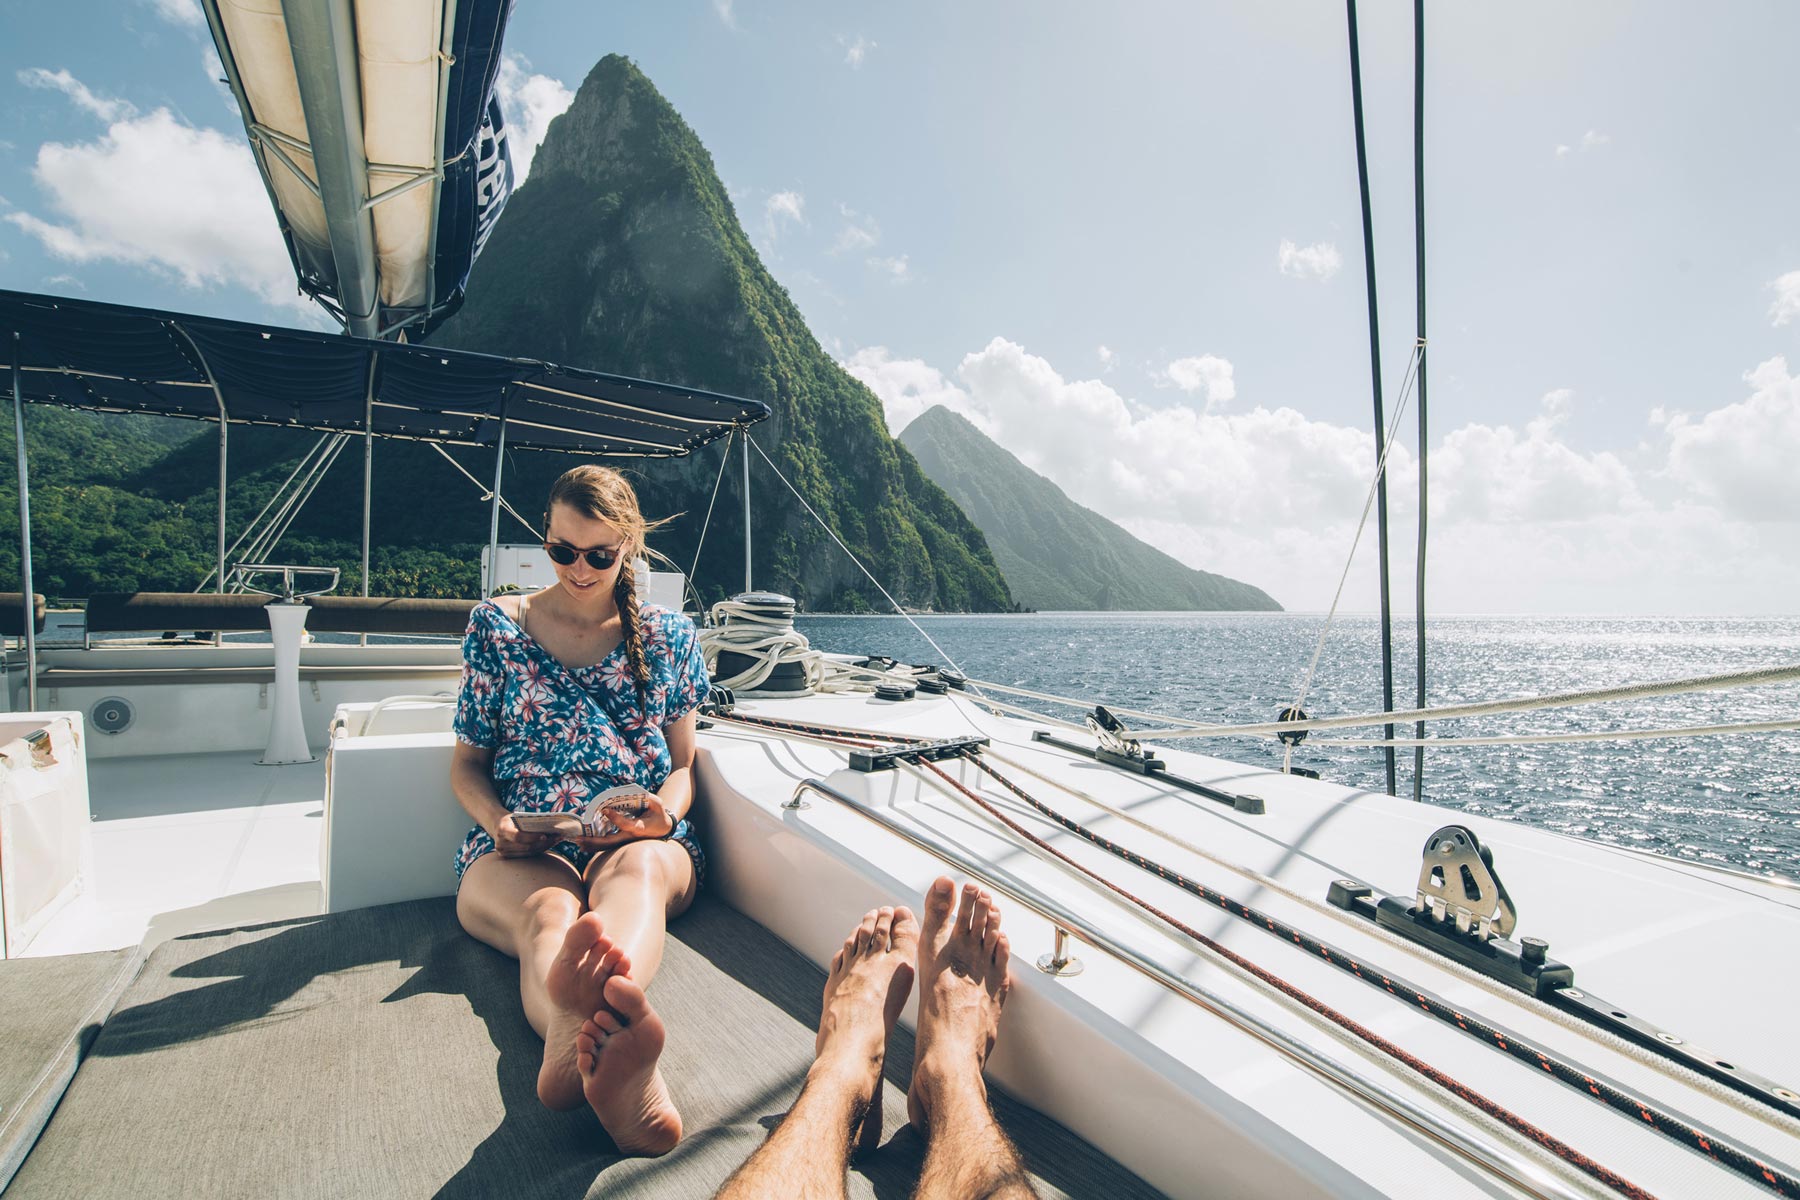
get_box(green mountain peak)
[434,56,1011,611]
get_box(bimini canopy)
[201,0,517,339]
[1,290,769,456]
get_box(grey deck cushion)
[0,946,142,1194]
[6,897,1160,1199]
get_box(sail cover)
[2,290,769,457]
[201,0,516,340]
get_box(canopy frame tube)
[165,324,231,596]
[283,0,381,338]
[361,350,377,600]
[742,424,752,593]
[483,405,509,599]
[11,334,38,710]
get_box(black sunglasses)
[543,542,621,570]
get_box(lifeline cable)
[915,753,1659,1200]
[955,752,1799,1197]
[978,741,1800,1124]
[707,709,1794,1198]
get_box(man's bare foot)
[540,912,626,1110]
[908,877,1011,1135]
[814,905,918,1154]
[574,968,683,1156]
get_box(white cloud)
[842,35,875,68]
[18,69,136,122]
[42,274,83,291]
[1159,354,1236,410]
[713,0,739,30]
[1278,238,1342,281]
[844,347,987,436]
[1097,345,1116,371]
[867,253,910,282]
[845,339,1800,613]
[6,85,302,311]
[831,205,879,255]
[493,54,574,185]
[1431,390,1644,523]
[1769,270,1800,327]
[1658,357,1800,520]
[763,190,806,244]
[143,0,204,28]
[1556,129,1610,159]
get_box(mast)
[1345,0,1398,795]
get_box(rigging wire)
[1126,660,1800,742]
[686,427,736,602]
[427,442,539,539]
[709,708,1662,1200]
[1413,0,1432,804]
[745,432,972,679]
[706,708,1796,1196]
[1281,342,1423,771]
[193,431,337,592]
[1345,0,1399,797]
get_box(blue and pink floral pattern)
[451,599,710,880]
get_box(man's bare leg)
[712,905,919,1200]
[909,878,1038,1200]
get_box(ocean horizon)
[795,610,1800,881]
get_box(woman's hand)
[490,811,555,858]
[573,793,675,850]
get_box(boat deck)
[23,753,326,959]
[9,895,1156,1200]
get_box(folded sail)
[201,0,516,339]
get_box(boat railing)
[76,591,477,648]
[789,775,1586,1200]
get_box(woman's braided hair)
[544,465,672,707]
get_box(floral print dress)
[452,599,711,883]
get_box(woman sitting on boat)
[450,464,708,1155]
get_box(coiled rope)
[696,597,933,695]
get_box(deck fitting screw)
[1036,926,1084,978]
[1657,1032,1683,1045]
[1775,1088,1798,1102]
[1563,988,1585,1000]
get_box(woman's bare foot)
[908,878,1012,1135]
[539,912,626,1110]
[575,968,683,1156]
[814,905,919,1154]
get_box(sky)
[2,1,1797,614]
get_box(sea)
[793,612,1800,880]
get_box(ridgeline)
[900,406,1280,611]
[431,55,1012,612]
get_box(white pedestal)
[259,602,315,766]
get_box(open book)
[513,783,668,840]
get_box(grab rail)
[789,776,1586,1200]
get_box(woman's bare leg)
[570,838,697,1155]
[456,853,615,1111]
[581,838,697,983]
